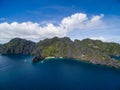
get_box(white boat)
[41,61,44,63]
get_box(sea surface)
[0,55,120,90]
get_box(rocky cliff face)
[32,37,74,58]
[1,37,120,69]
[0,44,2,53]
[0,38,36,55]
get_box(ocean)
[0,55,120,90]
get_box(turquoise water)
[0,55,120,90]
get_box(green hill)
[0,38,36,55]
[0,37,120,69]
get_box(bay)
[0,55,120,90]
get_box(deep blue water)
[1,55,120,90]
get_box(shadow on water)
[1,54,32,60]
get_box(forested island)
[0,37,120,69]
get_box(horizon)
[0,0,120,43]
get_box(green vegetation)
[0,37,120,69]
[0,38,35,55]
[32,37,74,58]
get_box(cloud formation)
[61,13,104,30]
[0,13,104,43]
[90,36,106,42]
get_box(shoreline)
[45,56,63,59]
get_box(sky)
[0,0,120,43]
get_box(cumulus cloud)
[61,13,104,30]
[0,13,104,43]
[0,22,67,43]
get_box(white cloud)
[90,36,106,42]
[61,13,104,30]
[0,13,104,43]
[0,22,67,43]
[61,13,88,30]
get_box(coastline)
[45,56,63,59]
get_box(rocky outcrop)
[0,44,2,53]
[0,38,36,55]
[32,55,45,63]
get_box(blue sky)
[0,0,120,43]
[1,0,120,22]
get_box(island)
[0,37,120,69]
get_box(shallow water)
[0,55,120,90]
